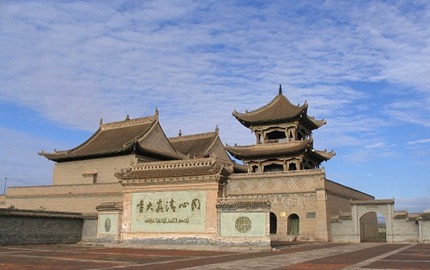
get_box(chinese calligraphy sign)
[131,191,206,233]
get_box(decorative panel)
[220,212,266,237]
[131,191,206,232]
[98,214,118,235]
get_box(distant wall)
[393,219,419,242]
[0,209,85,245]
[419,220,430,243]
[0,195,5,206]
[4,183,122,213]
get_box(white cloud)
[407,138,430,145]
[1,0,430,195]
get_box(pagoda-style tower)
[226,85,335,173]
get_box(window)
[264,163,284,172]
[288,163,297,171]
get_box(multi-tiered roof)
[227,86,334,173]
[39,112,184,162]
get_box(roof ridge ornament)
[279,84,282,95]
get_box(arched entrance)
[270,212,277,234]
[287,214,300,235]
[351,200,394,243]
[360,212,386,242]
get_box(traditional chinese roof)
[116,157,230,183]
[170,131,219,158]
[309,149,336,162]
[232,86,326,129]
[39,113,183,162]
[226,139,313,159]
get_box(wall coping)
[0,209,84,219]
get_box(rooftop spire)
[279,84,283,95]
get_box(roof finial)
[279,84,283,95]
[125,115,130,121]
[215,125,219,134]
[99,118,103,126]
[178,129,182,136]
[155,107,159,115]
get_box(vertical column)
[315,189,329,241]
[351,204,360,243]
[385,204,394,243]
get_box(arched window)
[270,212,277,234]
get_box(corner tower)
[226,85,335,173]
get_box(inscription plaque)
[131,191,206,232]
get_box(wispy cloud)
[1,0,430,201]
[407,138,430,145]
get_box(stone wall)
[81,214,98,242]
[0,209,85,245]
[330,218,355,242]
[419,219,430,243]
[392,219,419,242]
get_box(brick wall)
[0,209,85,245]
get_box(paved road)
[0,243,429,269]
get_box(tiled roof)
[232,91,325,129]
[350,199,395,205]
[0,209,83,219]
[116,157,227,181]
[226,139,312,159]
[216,198,271,209]
[170,132,218,158]
[39,115,160,161]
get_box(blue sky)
[1,0,429,212]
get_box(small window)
[266,130,286,141]
[264,163,284,172]
[288,163,297,171]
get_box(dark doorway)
[270,212,277,234]
[288,214,300,235]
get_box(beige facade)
[53,155,137,185]
[5,183,122,213]
[2,87,383,246]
